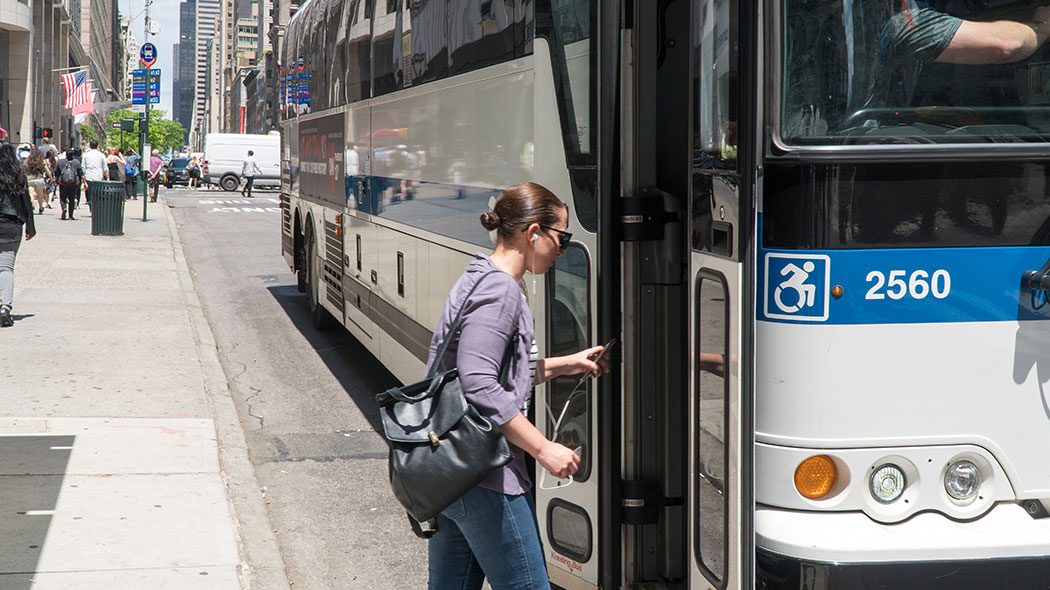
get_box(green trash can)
[90,181,127,236]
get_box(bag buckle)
[428,431,440,447]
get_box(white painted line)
[49,446,74,450]
[23,510,56,516]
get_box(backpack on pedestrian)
[58,160,79,186]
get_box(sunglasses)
[537,224,573,250]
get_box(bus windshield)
[780,0,1050,146]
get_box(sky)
[124,0,179,117]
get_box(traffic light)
[42,128,52,138]
[121,119,136,132]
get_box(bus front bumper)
[757,503,1050,589]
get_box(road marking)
[208,207,281,213]
[198,198,280,204]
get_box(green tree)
[84,108,187,156]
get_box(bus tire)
[304,224,335,330]
[220,175,240,192]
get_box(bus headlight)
[944,460,981,501]
[870,464,906,503]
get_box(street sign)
[131,68,161,105]
[140,43,157,68]
[132,104,146,113]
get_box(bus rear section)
[757,0,1050,584]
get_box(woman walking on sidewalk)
[0,143,37,327]
[23,150,50,215]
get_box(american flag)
[62,70,93,110]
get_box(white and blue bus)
[280,0,1050,588]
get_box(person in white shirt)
[241,150,261,198]
[80,140,109,207]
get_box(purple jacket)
[426,254,535,495]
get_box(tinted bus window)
[449,0,519,75]
[372,0,401,96]
[327,0,348,108]
[693,0,737,169]
[346,0,372,102]
[405,0,448,86]
[780,0,1050,145]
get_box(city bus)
[279,0,1050,588]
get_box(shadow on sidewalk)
[267,284,399,433]
[0,435,75,589]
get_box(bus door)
[532,1,615,589]
[688,0,754,584]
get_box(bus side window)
[546,246,592,481]
[405,0,448,86]
[372,0,402,96]
[346,0,372,103]
[695,273,729,583]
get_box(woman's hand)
[537,440,580,479]
[534,344,613,385]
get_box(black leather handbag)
[376,270,514,524]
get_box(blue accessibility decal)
[758,246,1050,325]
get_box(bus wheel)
[304,224,335,330]
[220,175,240,192]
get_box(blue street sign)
[140,43,157,68]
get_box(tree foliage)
[83,109,187,156]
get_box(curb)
[160,198,292,590]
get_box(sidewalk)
[0,196,288,590]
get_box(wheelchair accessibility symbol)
[764,253,831,322]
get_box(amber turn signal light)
[794,455,837,499]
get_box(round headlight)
[870,464,906,503]
[944,460,981,501]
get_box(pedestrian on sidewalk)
[107,148,126,186]
[55,148,83,220]
[37,137,57,160]
[23,149,50,214]
[0,143,37,328]
[124,149,140,200]
[148,150,164,203]
[82,140,108,208]
[241,150,260,198]
[187,156,201,189]
[44,151,58,209]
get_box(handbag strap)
[427,269,505,378]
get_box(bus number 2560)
[865,269,951,300]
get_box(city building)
[79,0,120,102]
[1,0,90,149]
[121,16,139,101]
[174,0,197,144]
[192,0,220,149]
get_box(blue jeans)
[428,486,550,590]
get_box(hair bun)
[480,211,501,231]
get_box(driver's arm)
[937,7,1050,64]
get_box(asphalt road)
[163,186,428,589]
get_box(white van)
[202,133,281,191]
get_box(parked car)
[202,133,280,191]
[163,158,191,188]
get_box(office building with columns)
[0,0,90,149]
